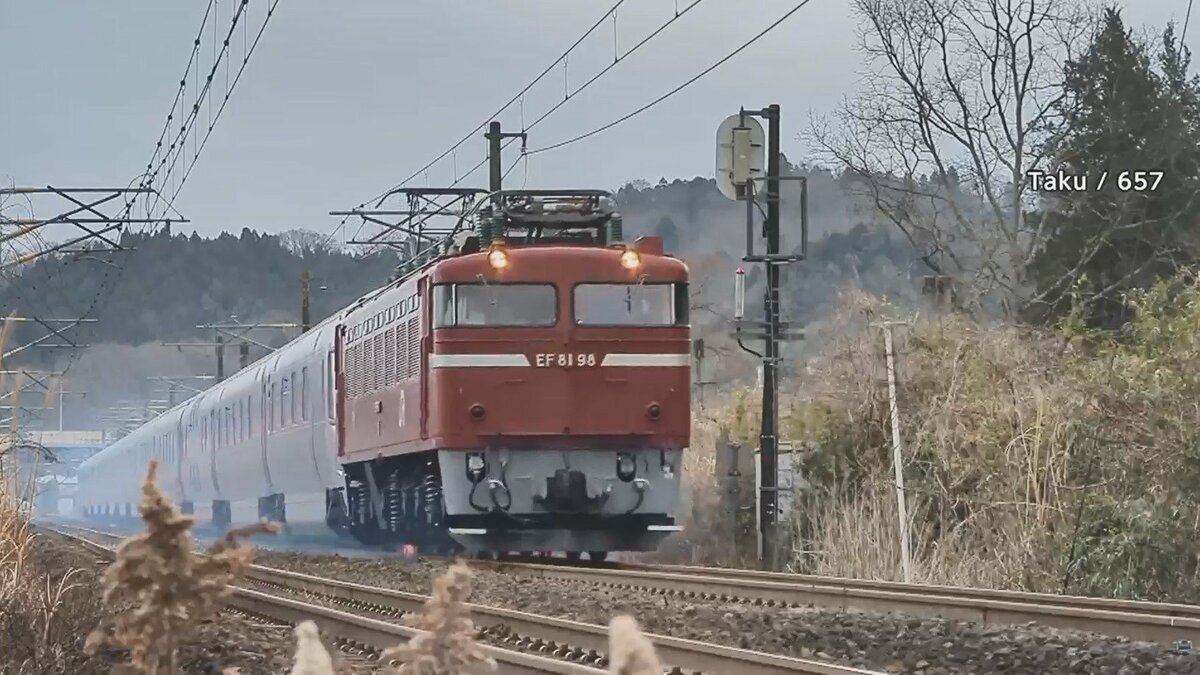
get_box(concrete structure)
[3,430,107,516]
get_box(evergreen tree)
[654,216,680,252]
[1029,10,1200,327]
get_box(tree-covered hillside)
[1,171,925,353]
[0,227,399,347]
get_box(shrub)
[86,460,277,673]
[0,475,102,674]
[772,275,1200,599]
[382,560,496,674]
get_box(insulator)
[609,214,624,245]
[479,207,493,242]
[491,212,506,244]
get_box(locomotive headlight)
[487,246,509,269]
[616,452,637,482]
[619,248,640,270]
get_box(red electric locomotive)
[330,190,690,559]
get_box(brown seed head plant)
[606,615,662,675]
[382,560,496,674]
[86,459,278,674]
[289,620,336,675]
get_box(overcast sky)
[3,1,1194,238]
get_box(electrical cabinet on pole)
[716,104,807,570]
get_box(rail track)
[470,557,1200,649]
[47,524,879,675]
[49,518,1200,649]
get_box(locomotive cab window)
[573,283,688,326]
[432,283,557,327]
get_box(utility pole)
[215,335,225,382]
[760,103,782,570]
[146,375,217,408]
[875,320,912,582]
[718,105,807,571]
[164,321,299,387]
[485,121,527,208]
[301,271,312,333]
[0,368,68,432]
[55,388,85,431]
[488,121,503,206]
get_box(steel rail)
[46,525,878,675]
[49,522,1200,645]
[242,563,874,675]
[226,588,606,675]
[46,526,605,675]
[479,560,1200,647]
[632,562,1200,619]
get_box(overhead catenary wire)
[330,1,706,250]
[348,137,527,256]
[46,2,281,383]
[361,0,633,209]
[520,0,705,138]
[1184,0,1195,44]
[527,0,815,156]
[167,0,281,207]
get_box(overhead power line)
[1184,0,1195,44]
[363,0,636,208]
[528,0,815,156]
[330,1,706,249]
[44,0,283,383]
[142,0,283,220]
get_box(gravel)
[37,531,375,675]
[255,550,1200,674]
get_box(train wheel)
[587,551,608,562]
[564,551,582,561]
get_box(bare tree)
[278,228,344,256]
[813,0,1090,316]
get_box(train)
[75,189,690,560]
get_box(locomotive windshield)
[433,283,557,327]
[573,283,688,326]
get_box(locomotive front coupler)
[535,468,612,513]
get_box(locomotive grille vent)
[344,315,425,399]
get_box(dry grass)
[661,279,1200,600]
[289,620,337,675]
[382,560,496,674]
[86,459,278,674]
[606,616,662,675]
[0,475,101,674]
[0,313,108,674]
